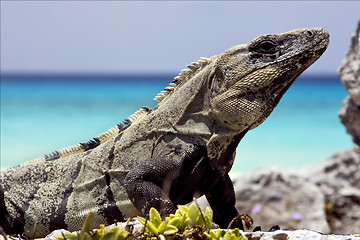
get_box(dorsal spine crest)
[29,56,212,163]
[153,57,212,103]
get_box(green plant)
[137,203,212,237]
[55,205,248,240]
[55,212,129,240]
[204,228,247,240]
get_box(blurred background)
[1,1,359,171]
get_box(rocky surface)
[305,149,360,234]
[233,148,360,235]
[2,225,360,240]
[36,228,360,240]
[233,167,330,233]
[243,229,360,240]
[339,20,360,146]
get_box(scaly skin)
[0,28,329,237]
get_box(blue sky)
[1,1,360,75]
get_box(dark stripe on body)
[99,171,125,224]
[5,187,41,234]
[0,186,8,231]
[49,159,83,232]
[107,146,115,168]
[4,164,48,235]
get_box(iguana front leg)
[123,146,242,229]
[123,145,211,218]
[205,174,244,230]
[123,158,179,217]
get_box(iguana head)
[210,28,329,131]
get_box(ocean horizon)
[0,73,354,172]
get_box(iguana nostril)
[305,30,313,38]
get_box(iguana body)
[0,28,329,237]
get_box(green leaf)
[149,207,162,228]
[80,212,93,238]
[177,213,189,232]
[162,225,178,235]
[99,226,129,240]
[145,220,160,236]
[232,228,247,240]
[157,220,169,233]
[55,233,79,240]
[168,217,180,227]
[91,225,105,240]
[176,205,189,215]
[206,230,223,240]
[219,229,226,238]
[223,231,236,240]
[204,232,212,239]
[138,214,160,236]
[232,228,240,237]
[137,216,146,225]
[188,204,200,227]
[195,213,204,227]
[204,207,212,231]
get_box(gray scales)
[0,28,329,238]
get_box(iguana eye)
[257,40,278,53]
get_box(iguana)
[0,28,329,237]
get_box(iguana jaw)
[250,37,329,129]
[211,28,329,131]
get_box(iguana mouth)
[258,42,328,124]
[271,38,328,74]
[269,35,329,101]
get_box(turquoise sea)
[0,74,354,172]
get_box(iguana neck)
[154,60,240,138]
[150,60,246,177]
